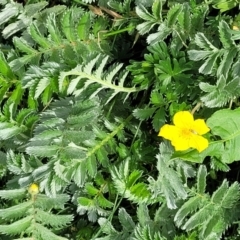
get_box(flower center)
[181,128,197,138]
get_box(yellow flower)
[28,183,39,196]
[158,111,210,152]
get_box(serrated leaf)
[147,23,171,45]
[98,217,118,235]
[0,201,32,220]
[174,196,203,227]
[0,216,32,236]
[137,21,156,35]
[188,50,212,61]
[136,4,155,21]
[61,10,75,42]
[199,82,216,92]
[178,3,190,31]
[118,208,135,231]
[152,108,165,131]
[29,21,50,49]
[152,0,162,20]
[167,4,182,27]
[46,14,62,44]
[199,51,219,75]
[0,189,26,200]
[78,197,92,206]
[3,19,28,39]
[13,37,38,55]
[195,33,218,51]
[133,107,157,120]
[35,209,73,228]
[34,77,50,99]
[219,20,235,48]
[77,13,91,40]
[197,165,207,194]
[0,125,23,140]
[217,47,237,78]
[0,3,20,26]
[26,145,59,157]
[0,51,15,79]
[207,108,240,163]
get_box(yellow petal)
[158,124,180,141]
[189,134,209,152]
[171,136,191,151]
[192,119,210,135]
[173,111,194,128]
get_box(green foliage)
[148,143,189,209]
[59,54,140,103]
[175,166,240,239]
[0,188,72,239]
[0,0,240,239]
[0,1,66,39]
[206,108,240,163]
[136,1,208,45]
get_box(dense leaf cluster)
[0,0,240,239]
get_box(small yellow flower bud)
[233,25,239,30]
[28,183,39,196]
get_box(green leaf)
[188,50,212,61]
[217,47,237,77]
[0,216,32,236]
[26,145,59,157]
[178,3,190,32]
[152,108,165,131]
[87,155,97,177]
[133,107,157,120]
[195,33,218,51]
[118,208,135,232]
[61,9,76,42]
[172,149,203,163]
[77,13,91,40]
[199,51,220,75]
[0,123,23,140]
[0,51,15,79]
[35,209,73,228]
[147,23,171,45]
[46,14,62,44]
[167,4,182,27]
[207,108,240,163]
[35,77,50,99]
[219,20,235,48]
[136,4,155,21]
[3,20,27,39]
[221,182,240,208]
[0,189,26,200]
[137,21,156,35]
[78,197,92,206]
[0,201,32,220]
[174,196,203,227]
[13,37,38,55]
[29,21,50,49]
[152,0,162,20]
[197,165,207,194]
[34,223,69,240]
[0,2,20,26]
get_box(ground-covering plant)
[1,0,240,239]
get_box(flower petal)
[173,111,194,128]
[192,119,210,135]
[158,124,180,141]
[171,136,191,151]
[189,134,209,152]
